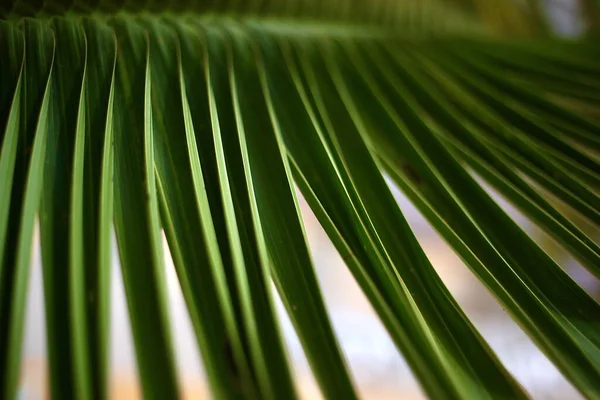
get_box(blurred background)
[17,0,600,398]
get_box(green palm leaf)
[1,0,599,398]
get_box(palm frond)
[1,0,600,399]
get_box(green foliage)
[1,1,599,398]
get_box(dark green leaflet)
[0,19,55,400]
[111,18,180,399]
[368,42,600,278]
[39,18,87,400]
[147,18,250,399]
[339,38,600,398]
[236,30,359,400]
